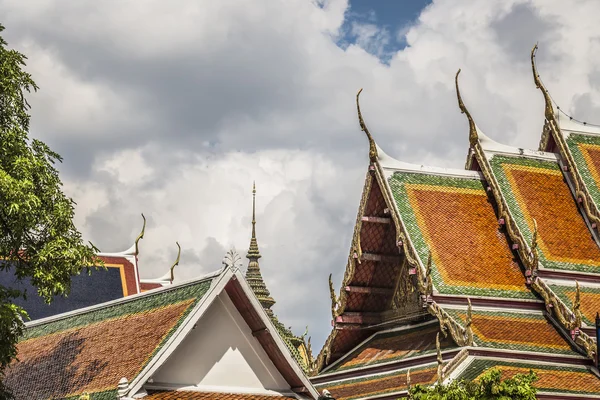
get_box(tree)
[0,23,99,397]
[408,367,538,400]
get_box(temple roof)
[5,265,319,400]
[5,270,218,399]
[313,58,600,398]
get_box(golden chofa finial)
[531,44,555,122]
[134,213,146,256]
[170,241,181,284]
[455,69,478,147]
[356,89,378,163]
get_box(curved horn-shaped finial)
[134,213,146,256]
[328,273,338,318]
[170,241,181,284]
[531,218,539,269]
[455,69,478,147]
[356,89,379,162]
[531,44,555,122]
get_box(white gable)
[148,291,290,394]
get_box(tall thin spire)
[246,182,275,315]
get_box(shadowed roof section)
[488,155,600,274]
[315,363,437,400]
[387,170,533,299]
[327,322,454,373]
[4,274,216,400]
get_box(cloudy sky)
[2,0,600,352]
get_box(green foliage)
[0,23,101,397]
[409,368,537,400]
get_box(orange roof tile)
[449,309,574,354]
[492,157,600,271]
[406,184,528,292]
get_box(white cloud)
[3,0,600,349]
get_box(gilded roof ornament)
[531,44,556,122]
[455,69,478,147]
[134,213,146,256]
[531,219,539,269]
[170,241,181,284]
[329,273,338,318]
[574,281,582,326]
[436,333,444,385]
[356,89,379,163]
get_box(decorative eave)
[532,44,600,235]
[456,69,597,362]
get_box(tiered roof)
[311,47,600,399]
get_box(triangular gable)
[129,268,319,399]
[145,291,292,394]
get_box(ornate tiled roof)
[444,308,578,355]
[459,359,600,396]
[314,59,600,397]
[4,276,215,399]
[547,283,600,326]
[566,133,600,201]
[146,391,297,399]
[388,171,535,299]
[326,322,455,373]
[489,155,600,273]
[315,363,437,400]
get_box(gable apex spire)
[245,182,275,314]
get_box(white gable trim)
[127,268,319,399]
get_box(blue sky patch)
[339,0,432,62]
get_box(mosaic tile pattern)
[460,359,600,395]
[146,391,295,399]
[489,155,600,273]
[445,309,576,355]
[315,364,437,400]
[548,283,600,326]
[566,133,600,205]
[329,323,455,372]
[4,279,213,399]
[388,172,534,299]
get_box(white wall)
[150,291,290,392]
